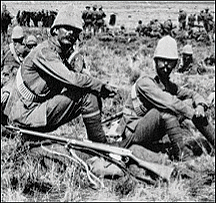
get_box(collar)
[154,75,167,90]
[48,37,74,60]
[48,37,62,55]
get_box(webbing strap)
[131,84,148,116]
[9,43,22,64]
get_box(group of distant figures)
[81,4,107,36]
[1,3,215,43]
[135,8,215,42]
[1,3,57,42]
[16,9,57,28]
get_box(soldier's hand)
[194,105,205,118]
[100,84,117,99]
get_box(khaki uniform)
[114,74,214,160]
[6,37,105,133]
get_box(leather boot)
[192,116,215,147]
[163,116,193,161]
[166,126,194,161]
[83,114,107,143]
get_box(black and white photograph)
[1,1,215,201]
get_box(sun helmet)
[50,3,82,36]
[11,25,24,40]
[26,35,38,45]
[153,35,178,60]
[182,44,193,55]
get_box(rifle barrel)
[5,125,174,181]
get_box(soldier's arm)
[32,46,104,93]
[136,76,195,119]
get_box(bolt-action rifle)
[5,125,175,182]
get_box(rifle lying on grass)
[5,125,174,183]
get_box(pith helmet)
[11,25,24,39]
[26,35,37,45]
[50,3,82,35]
[182,44,193,55]
[154,35,178,60]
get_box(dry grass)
[1,26,215,202]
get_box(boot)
[166,126,194,161]
[192,116,215,147]
[163,117,193,161]
[83,113,107,143]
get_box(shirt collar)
[154,75,166,90]
[48,37,62,55]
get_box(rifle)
[5,125,174,182]
[101,111,123,124]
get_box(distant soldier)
[135,20,145,37]
[96,5,106,33]
[16,10,21,25]
[82,5,93,34]
[178,44,193,73]
[92,4,98,35]
[119,24,126,35]
[203,7,214,33]
[197,10,204,25]
[188,13,196,29]
[150,19,162,38]
[163,18,176,36]
[178,9,187,30]
[1,3,13,42]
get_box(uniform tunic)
[6,37,105,131]
[115,74,208,147]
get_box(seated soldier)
[5,4,116,143]
[178,44,193,73]
[110,35,215,161]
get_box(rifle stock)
[5,125,174,181]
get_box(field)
[1,1,215,202]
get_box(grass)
[1,27,215,202]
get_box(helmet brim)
[50,24,82,36]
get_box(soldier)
[1,25,25,75]
[197,10,204,25]
[188,13,196,29]
[178,44,193,73]
[110,36,215,161]
[163,18,176,36]
[1,25,26,125]
[203,7,214,33]
[82,5,93,34]
[23,34,38,57]
[4,4,117,144]
[178,9,187,30]
[92,4,98,35]
[135,20,145,37]
[96,5,106,33]
[150,19,162,38]
[1,3,13,43]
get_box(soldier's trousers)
[45,89,107,143]
[11,88,107,143]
